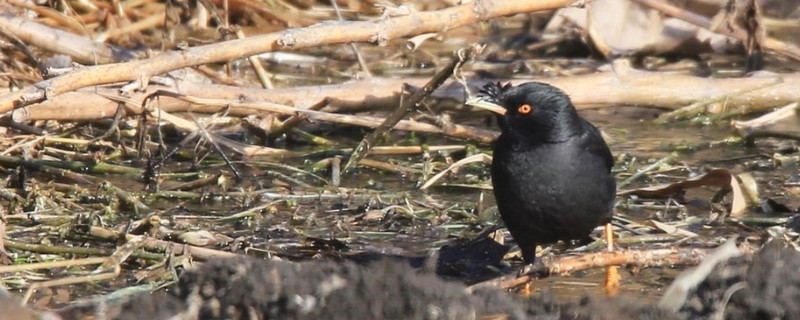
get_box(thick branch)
[494,247,710,290]
[0,0,575,113]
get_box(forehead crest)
[477,82,512,104]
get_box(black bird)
[468,82,616,265]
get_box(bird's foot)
[520,282,534,297]
[519,263,533,277]
[512,261,545,297]
[519,259,547,277]
[604,265,621,296]
[514,264,536,297]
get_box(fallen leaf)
[646,220,699,238]
[547,0,738,57]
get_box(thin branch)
[343,45,481,172]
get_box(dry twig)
[344,45,481,172]
[478,247,713,290]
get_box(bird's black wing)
[580,119,614,172]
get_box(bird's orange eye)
[518,104,532,114]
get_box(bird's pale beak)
[465,97,507,115]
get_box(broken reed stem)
[214,202,274,223]
[86,226,238,261]
[357,158,420,173]
[617,155,674,189]
[0,154,142,176]
[259,189,412,203]
[99,181,150,213]
[724,216,789,226]
[235,29,274,89]
[343,45,481,173]
[288,127,338,146]
[23,266,120,304]
[5,213,78,226]
[162,173,222,191]
[268,98,329,141]
[655,78,783,123]
[742,130,800,142]
[0,256,107,273]
[330,156,342,187]
[0,186,25,202]
[188,114,243,180]
[330,0,372,77]
[0,155,97,185]
[3,239,163,260]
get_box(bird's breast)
[491,136,615,240]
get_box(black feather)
[477,82,511,105]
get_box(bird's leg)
[518,242,537,296]
[518,252,534,278]
[521,250,535,269]
[603,222,620,296]
[519,262,534,297]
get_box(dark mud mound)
[84,242,800,320]
[117,257,528,320]
[679,241,800,319]
[0,293,40,320]
[101,256,678,320]
[111,293,186,320]
[522,293,680,320]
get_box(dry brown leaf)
[550,0,738,57]
[619,168,748,217]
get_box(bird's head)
[467,82,581,142]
